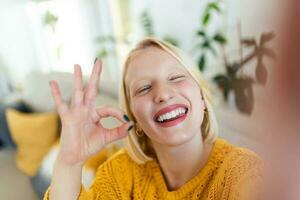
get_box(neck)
[151,131,212,191]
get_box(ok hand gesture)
[49,59,133,166]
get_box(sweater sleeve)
[43,185,88,200]
[42,165,118,200]
[228,149,263,200]
[234,166,263,200]
[43,150,133,200]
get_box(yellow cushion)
[6,109,59,176]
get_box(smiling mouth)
[155,107,188,123]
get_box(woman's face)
[125,46,205,146]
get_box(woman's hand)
[49,59,133,166]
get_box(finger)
[84,58,102,106]
[106,121,134,143]
[95,106,130,123]
[71,64,84,107]
[94,121,134,145]
[49,80,69,115]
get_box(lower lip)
[156,112,188,128]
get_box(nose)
[153,83,174,104]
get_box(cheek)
[131,97,151,122]
[179,80,205,113]
[178,80,202,99]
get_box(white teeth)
[157,107,187,122]
[172,111,177,117]
[167,113,171,119]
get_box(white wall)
[0,0,117,87]
[0,0,283,91]
[0,0,39,82]
[129,0,209,53]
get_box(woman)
[45,38,262,200]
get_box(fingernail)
[94,57,98,64]
[128,124,134,131]
[123,114,130,122]
[128,121,134,131]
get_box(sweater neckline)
[147,138,230,199]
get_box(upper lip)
[153,104,188,121]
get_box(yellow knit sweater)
[44,138,262,200]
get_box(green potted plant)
[195,1,276,114]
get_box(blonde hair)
[119,37,218,164]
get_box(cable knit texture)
[44,138,262,199]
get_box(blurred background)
[0,0,285,199]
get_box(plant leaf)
[242,38,256,46]
[209,3,221,13]
[233,78,254,114]
[201,39,218,56]
[260,32,276,44]
[213,74,231,85]
[201,40,211,49]
[197,30,206,37]
[163,36,179,46]
[213,74,232,100]
[198,54,206,71]
[141,11,154,36]
[213,33,227,44]
[256,63,268,85]
[202,12,211,26]
[97,49,108,58]
[43,10,58,27]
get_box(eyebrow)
[129,76,152,89]
[125,76,149,97]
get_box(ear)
[135,123,142,131]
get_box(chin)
[157,131,197,147]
